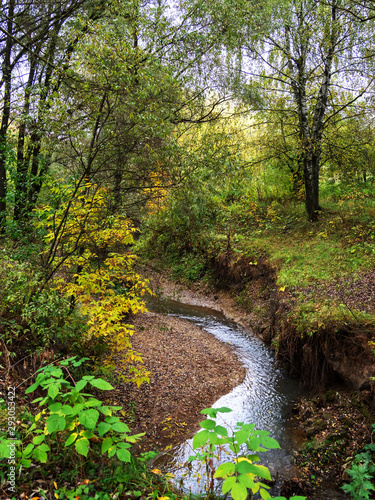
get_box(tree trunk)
[0,0,15,233]
[304,150,321,221]
[14,60,37,223]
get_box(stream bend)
[148,298,302,495]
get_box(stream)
[148,297,304,497]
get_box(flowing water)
[148,297,304,496]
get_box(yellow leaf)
[279,286,286,292]
[151,468,162,475]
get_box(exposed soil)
[110,311,246,452]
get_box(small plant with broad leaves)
[188,407,306,500]
[0,357,144,469]
[342,425,375,500]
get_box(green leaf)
[32,435,45,445]
[82,375,95,380]
[192,430,209,449]
[90,378,114,390]
[75,438,89,457]
[31,397,43,404]
[102,437,113,453]
[105,416,119,424]
[242,424,255,432]
[0,440,21,458]
[236,461,259,475]
[216,407,232,413]
[250,464,272,480]
[208,432,219,445]
[238,474,255,489]
[116,442,131,462]
[48,383,60,400]
[65,433,78,447]
[75,379,88,392]
[117,447,131,462]
[81,430,94,439]
[70,403,84,415]
[72,357,90,367]
[84,398,102,407]
[25,382,39,394]
[215,425,228,436]
[125,432,145,443]
[79,409,99,430]
[200,419,216,430]
[61,405,74,415]
[57,416,66,431]
[60,356,77,366]
[231,482,248,500]
[37,444,50,452]
[108,445,117,458]
[23,443,35,457]
[261,436,280,449]
[229,442,240,453]
[249,436,261,450]
[99,406,112,416]
[200,408,217,418]
[235,430,250,445]
[98,422,111,436]
[33,448,48,463]
[260,488,271,499]
[46,414,60,434]
[214,462,236,478]
[48,402,63,412]
[222,476,237,494]
[111,421,130,433]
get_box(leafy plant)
[188,407,306,500]
[342,426,375,500]
[36,182,152,386]
[0,254,87,359]
[0,357,144,469]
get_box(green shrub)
[0,255,88,361]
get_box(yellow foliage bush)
[36,182,151,387]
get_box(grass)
[227,182,375,289]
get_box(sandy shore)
[110,309,246,451]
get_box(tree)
[185,0,375,220]
[249,0,375,219]
[0,0,107,232]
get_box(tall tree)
[249,0,374,219]
[186,0,375,220]
[0,0,106,232]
